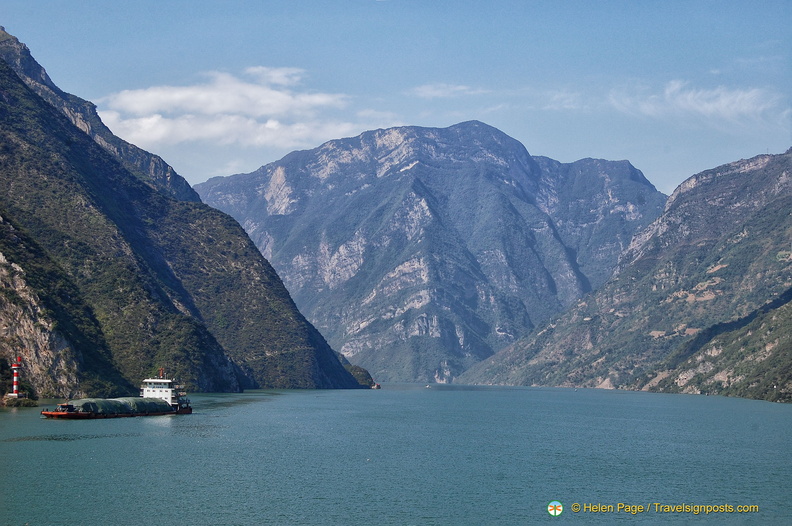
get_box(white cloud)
[408,83,488,99]
[96,67,396,151]
[100,111,364,149]
[540,90,585,111]
[609,80,789,128]
[243,66,305,86]
[101,68,347,118]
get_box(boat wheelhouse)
[140,368,192,413]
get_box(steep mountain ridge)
[0,31,362,396]
[460,149,792,401]
[197,122,666,382]
[619,153,787,265]
[0,26,199,203]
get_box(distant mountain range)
[196,122,667,382]
[197,122,791,401]
[0,27,366,398]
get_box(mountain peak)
[0,26,61,94]
[447,119,504,134]
[313,121,541,187]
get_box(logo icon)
[548,501,563,516]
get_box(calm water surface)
[1,385,790,525]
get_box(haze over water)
[2,385,790,524]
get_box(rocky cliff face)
[0,240,81,398]
[0,213,132,398]
[197,122,666,382]
[461,149,792,402]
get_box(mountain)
[460,149,792,402]
[196,122,666,382]
[0,27,199,203]
[0,30,363,398]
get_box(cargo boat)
[41,369,192,419]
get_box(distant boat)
[41,369,192,419]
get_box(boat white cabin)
[139,368,189,409]
[140,377,179,405]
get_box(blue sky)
[3,0,790,193]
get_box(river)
[1,385,790,524]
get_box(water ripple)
[2,432,142,443]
